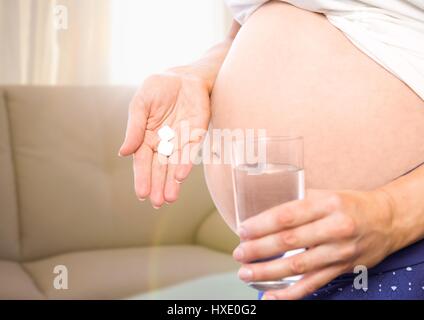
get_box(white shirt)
[225,0,424,100]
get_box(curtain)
[54,0,111,85]
[0,0,52,84]
[0,0,110,85]
[0,0,231,86]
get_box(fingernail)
[237,226,249,240]
[238,267,253,281]
[233,247,244,260]
[263,294,276,300]
[152,205,161,210]
[118,152,123,157]
[175,179,182,184]
[138,198,146,202]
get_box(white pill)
[157,140,174,156]
[158,125,175,141]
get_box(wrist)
[167,65,214,93]
[372,187,402,255]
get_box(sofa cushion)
[0,261,44,299]
[0,90,20,260]
[24,245,239,299]
[195,210,239,254]
[4,86,216,261]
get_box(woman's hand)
[119,71,211,208]
[232,189,396,300]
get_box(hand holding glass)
[231,136,305,291]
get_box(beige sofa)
[0,86,239,299]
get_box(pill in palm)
[158,125,175,141]
[157,140,174,156]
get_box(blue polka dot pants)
[258,262,424,300]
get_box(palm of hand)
[120,73,211,207]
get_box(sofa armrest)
[195,210,239,254]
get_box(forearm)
[379,163,424,254]
[169,20,241,93]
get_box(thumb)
[119,101,148,156]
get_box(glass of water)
[231,136,305,291]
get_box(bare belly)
[203,2,424,230]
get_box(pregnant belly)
[203,2,424,230]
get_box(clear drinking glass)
[231,136,305,291]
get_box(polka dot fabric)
[257,262,424,300]
[306,263,424,300]
[257,235,424,300]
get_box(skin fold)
[120,1,424,299]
